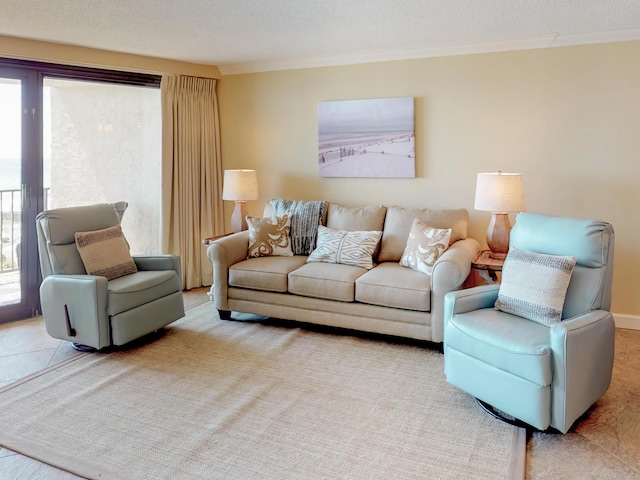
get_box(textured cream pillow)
[75,225,137,281]
[247,214,294,258]
[307,225,382,270]
[495,247,577,326]
[399,219,452,275]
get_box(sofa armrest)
[206,231,250,310]
[429,237,480,342]
[133,255,181,278]
[40,275,110,350]
[549,310,615,433]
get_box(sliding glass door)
[0,59,161,323]
[0,69,40,322]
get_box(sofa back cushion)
[378,206,468,262]
[325,204,387,231]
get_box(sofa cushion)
[495,247,577,326]
[400,219,452,275]
[378,206,468,262]
[74,225,137,280]
[288,262,367,302]
[307,226,382,270]
[230,256,308,293]
[326,204,387,232]
[356,262,431,311]
[247,214,293,258]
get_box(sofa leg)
[218,310,231,320]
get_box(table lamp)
[474,172,526,260]
[222,169,259,233]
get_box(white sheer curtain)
[161,75,224,289]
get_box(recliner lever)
[64,304,77,337]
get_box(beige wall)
[217,41,640,318]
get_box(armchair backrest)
[36,204,122,278]
[510,212,614,318]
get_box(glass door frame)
[0,66,41,323]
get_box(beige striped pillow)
[75,225,137,281]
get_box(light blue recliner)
[444,212,615,433]
[36,203,185,351]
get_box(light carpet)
[0,303,525,479]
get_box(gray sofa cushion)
[230,256,308,293]
[356,262,431,311]
[288,262,367,302]
[378,206,469,262]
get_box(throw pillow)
[74,225,137,281]
[247,214,294,258]
[270,199,327,255]
[399,219,452,275]
[307,225,382,270]
[495,247,577,326]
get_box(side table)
[471,250,505,284]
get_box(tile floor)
[0,290,639,479]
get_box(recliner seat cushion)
[288,262,367,302]
[229,256,308,293]
[107,270,181,316]
[447,308,552,386]
[356,262,431,311]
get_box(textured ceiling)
[1,0,640,74]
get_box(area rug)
[0,303,525,479]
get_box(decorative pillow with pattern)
[270,199,327,255]
[75,225,137,281]
[306,225,382,270]
[495,247,577,326]
[247,214,294,258]
[399,219,452,275]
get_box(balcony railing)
[0,188,50,274]
[1,189,21,273]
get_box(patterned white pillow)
[307,225,382,270]
[399,219,452,275]
[495,247,577,326]
[247,214,294,258]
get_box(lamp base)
[230,201,248,233]
[486,213,512,259]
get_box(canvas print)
[318,97,415,178]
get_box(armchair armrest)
[444,284,500,318]
[133,255,181,278]
[206,231,250,310]
[549,310,615,433]
[429,237,480,342]
[40,275,110,350]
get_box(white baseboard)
[613,313,640,330]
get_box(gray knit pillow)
[495,247,577,326]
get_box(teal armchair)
[444,213,615,433]
[36,203,185,351]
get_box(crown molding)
[219,28,640,76]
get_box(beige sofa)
[207,202,480,344]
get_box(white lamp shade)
[474,172,526,213]
[222,169,259,201]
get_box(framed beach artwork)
[318,96,415,178]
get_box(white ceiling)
[2,0,640,75]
